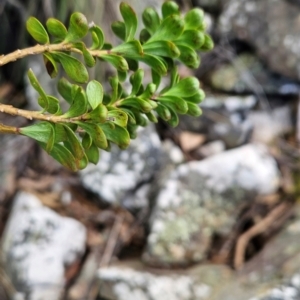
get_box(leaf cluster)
[21,1,213,170]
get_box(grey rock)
[179,94,256,148]
[211,206,300,300]
[198,140,226,157]
[219,0,300,80]
[1,191,86,300]
[80,125,162,207]
[249,106,293,143]
[144,144,280,265]
[97,261,233,300]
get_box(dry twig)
[234,201,291,270]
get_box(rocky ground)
[1,0,300,299]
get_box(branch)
[0,43,108,67]
[0,123,19,134]
[0,104,87,123]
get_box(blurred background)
[0,0,300,299]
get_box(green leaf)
[145,111,158,123]
[164,77,199,98]
[155,103,171,121]
[120,2,138,41]
[139,83,157,100]
[84,104,108,123]
[86,80,103,109]
[89,24,104,49]
[175,30,205,50]
[142,7,161,35]
[46,18,67,40]
[45,123,55,153]
[108,109,128,127]
[43,53,58,78]
[177,44,200,68]
[139,28,151,43]
[119,96,156,113]
[111,21,126,41]
[132,110,148,127]
[186,102,202,116]
[27,69,49,109]
[183,89,205,104]
[101,54,129,72]
[76,122,108,149]
[184,8,204,30]
[162,1,180,18]
[148,15,184,42]
[100,123,130,149]
[65,12,88,42]
[62,124,86,161]
[82,133,93,149]
[20,122,50,143]
[40,142,78,171]
[85,142,100,164]
[126,124,138,139]
[126,58,139,71]
[53,52,89,83]
[57,77,73,104]
[38,95,62,115]
[134,53,167,75]
[143,41,180,58]
[130,69,144,96]
[26,17,49,44]
[62,86,88,118]
[166,106,179,126]
[73,42,96,67]
[109,76,119,103]
[120,108,136,124]
[152,69,161,90]
[157,95,188,114]
[201,34,214,51]
[118,70,127,82]
[170,66,180,87]
[112,40,143,56]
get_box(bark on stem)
[0,123,19,134]
[0,104,85,123]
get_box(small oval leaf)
[86,80,103,109]
[26,17,49,44]
[53,52,89,83]
[65,12,89,42]
[90,24,105,49]
[100,123,130,149]
[62,86,88,118]
[120,2,138,41]
[164,77,199,98]
[43,53,58,78]
[46,18,68,40]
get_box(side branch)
[0,123,19,134]
[0,43,72,66]
[0,104,84,123]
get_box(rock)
[179,93,256,148]
[80,125,161,207]
[197,140,226,157]
[97,260,233,300]
[143,144,280,266]
[207,53,298,95]
[211,205,300,300]
[249,106,293,143]
[0,135,32,202]
[219,0,300,81]
[1,191,86,300]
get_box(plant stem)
[0,104,86,123]
[0,123,19,134]
[0,43,108,66]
